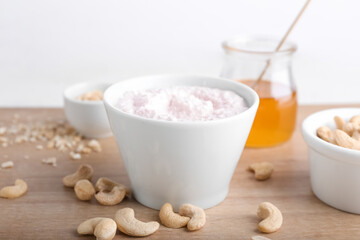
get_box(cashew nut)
[350,115,360,127]
[0,179,28,199]
[179,203,206,231]
[248,162,274,181]
[334,116,345,129]
[257,202,283,233]
[114,208,160,237]
[88,139,102,152]
[317,115,360,151]
[1,160,14,169]
[62,164,94,187]
[251,236,272,240]
[77,217,117,240]
[95,177,130,206]
[334,129,360,150]
[343,122,356,135]
[74,179,95,201]
[95,177,131,196]
[352,130,360,141]
[316,126,335,144]
[96,186,126,206]
[159,203,190,228]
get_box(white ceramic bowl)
[64,82,112,138]
[104,74,259,210]
[302,108,360,214]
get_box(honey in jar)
[241,80,297,147]
[221,36,298,147]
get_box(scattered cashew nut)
[77,217,117,240]
[1,160,14,169]
[0,179,28,199]
[248,162,274,181]
[179,203,206,231]
[159,203,190,228]
[74,179,96,201]
[95,177,130,206]
[257,202,283,233]
[88,139,102,152]
[62,164,94,187]
[96,186,126,206]
[251,236,272,240]
[114,208,160,237]
[95,177,131,196]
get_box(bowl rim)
[64,81,111,105]
[103,74,260,126]
[302,107,360,164]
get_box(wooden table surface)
[1,106,360,240]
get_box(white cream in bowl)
[116,86,248,122]
[103,74,259,210]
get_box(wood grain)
[0,106,360,240]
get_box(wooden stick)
[251,0,312,89]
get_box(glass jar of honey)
[221,36,298,147]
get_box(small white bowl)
[104,74,259,210]
[302,108,360,214]
[64,82,112,138]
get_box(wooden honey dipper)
[251,0,312,89]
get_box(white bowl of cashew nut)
[64,82,112,138]
[302,108,360,214]
[104,74,259,210]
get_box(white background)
[0,0,359,107]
